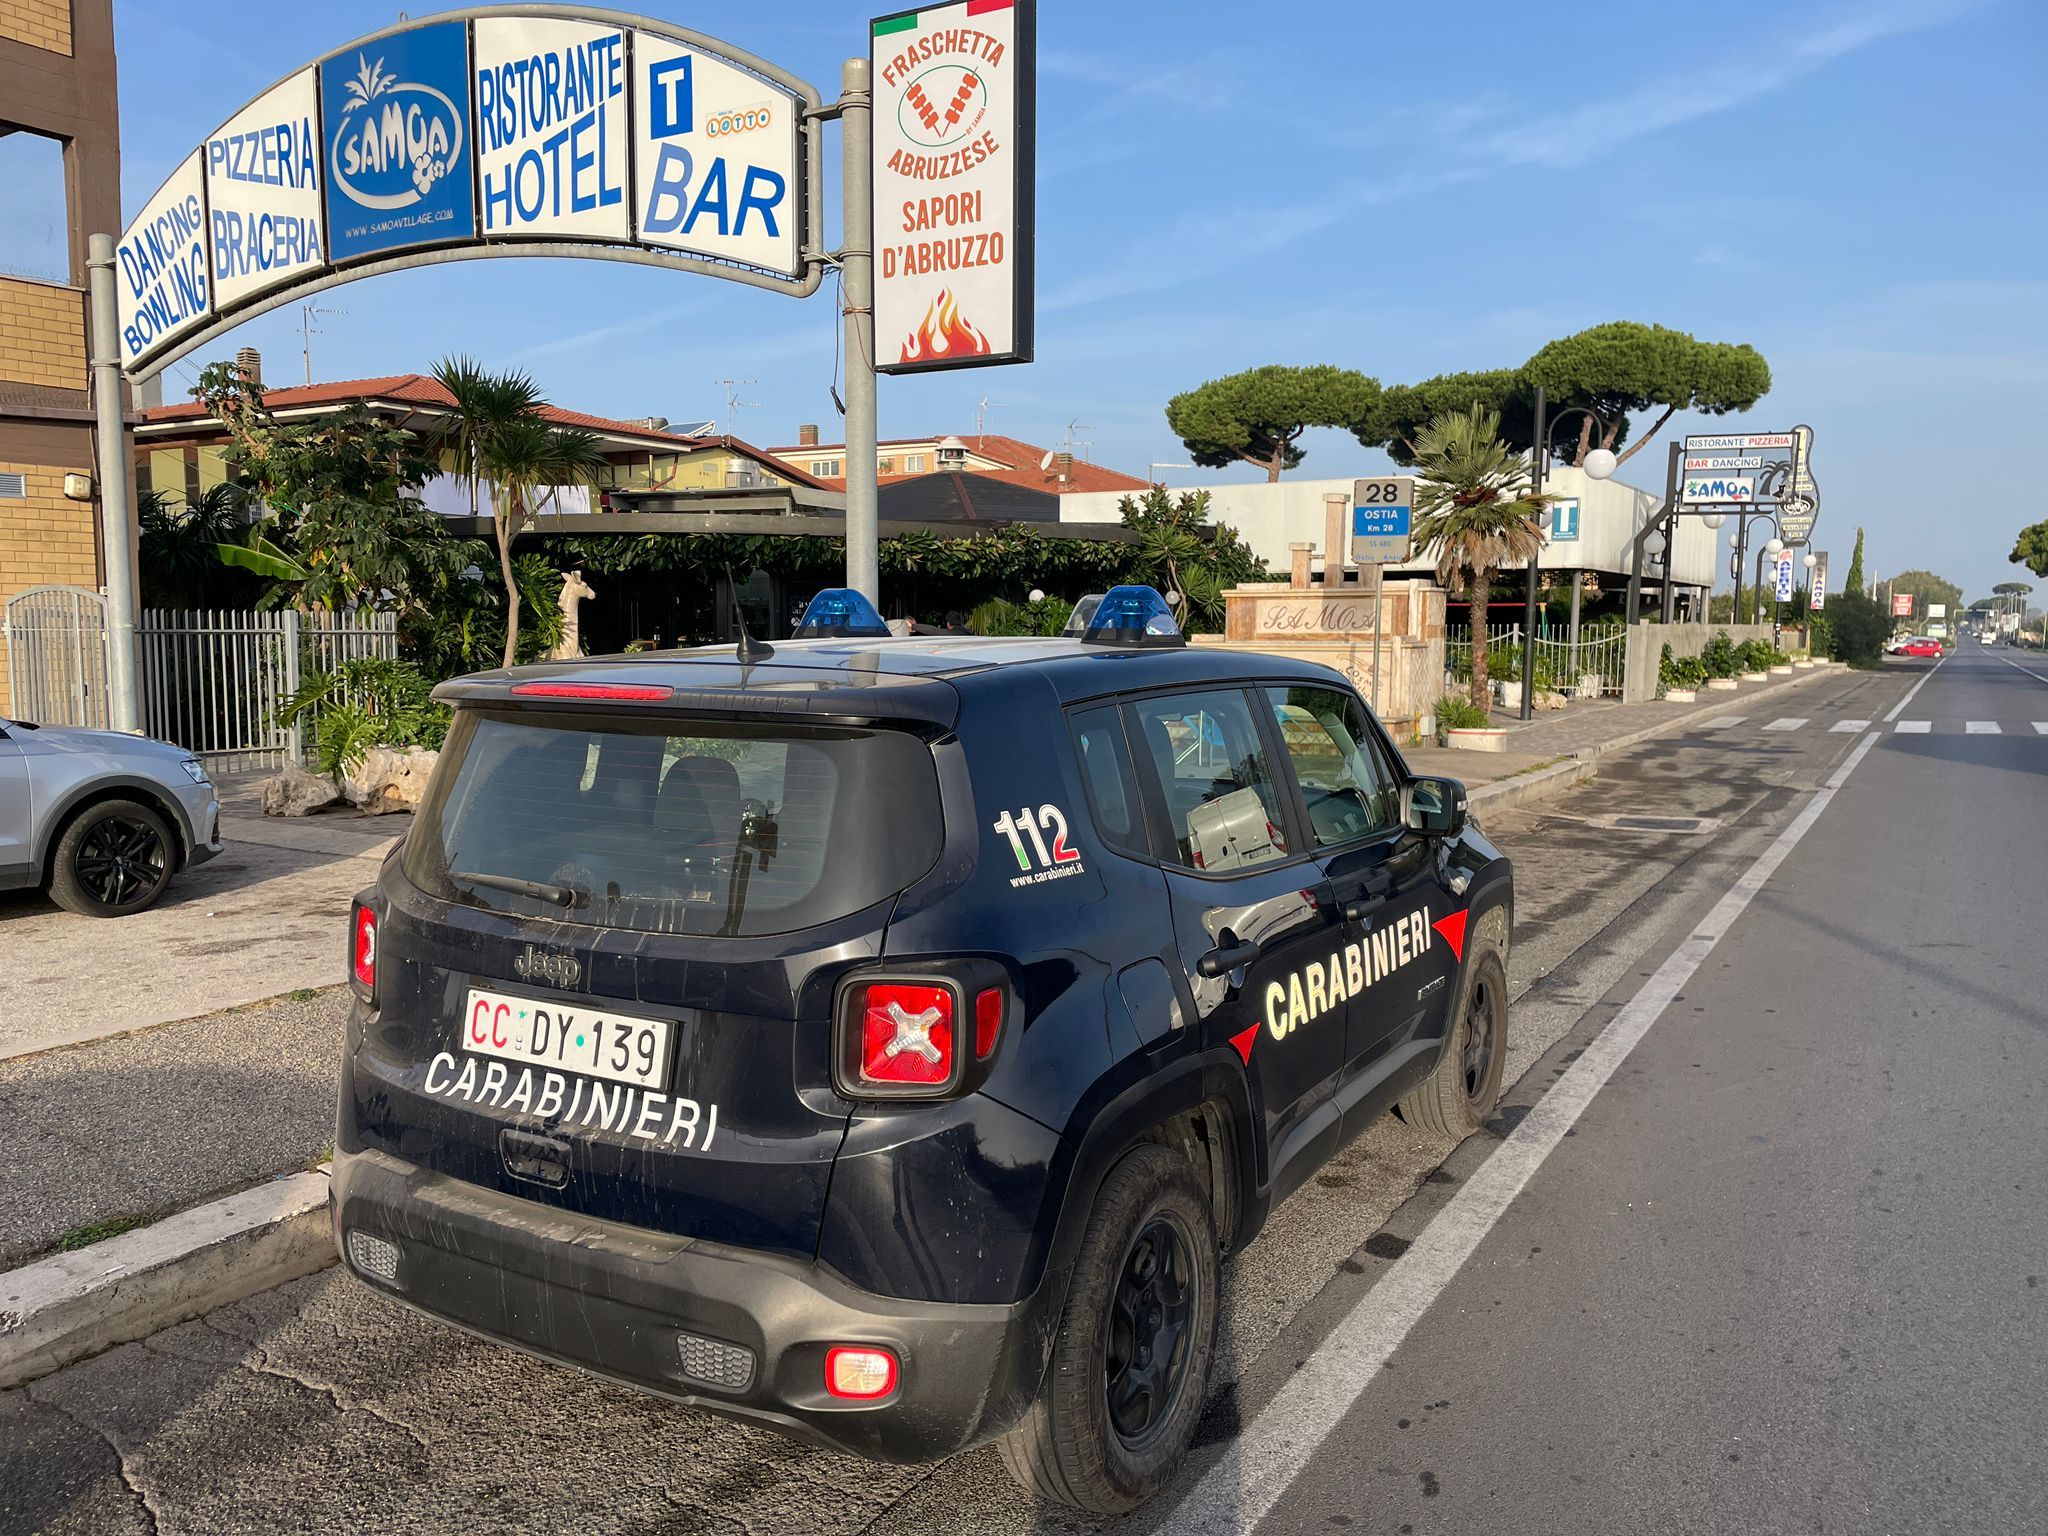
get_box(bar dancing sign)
[871,0,1035,374]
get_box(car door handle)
[1342,871,1396,922]
[1341,898,1384,922]
[1196,940,1262,978]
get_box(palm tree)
[1408,405,1552,711]
[477,416,607,666]
[430,355,543,517]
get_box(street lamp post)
[1524,387,1615,720]
[1729,509,1779,622]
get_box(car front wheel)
[47,799,176,917]
[999,1143,1219,1514]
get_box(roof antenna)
[727,567,774,662]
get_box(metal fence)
[1445,624,1629,697]
[4,587,398,769]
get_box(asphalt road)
[8,654,2040,1535]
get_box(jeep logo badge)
[513,944,579,989]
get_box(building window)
[811,459,842,477]
[906,454,926,472]
[0,132,70,285]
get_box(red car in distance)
[1901,638,1943,658]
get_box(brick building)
[0,0,122,713]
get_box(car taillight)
[825,1346,898,1400]
[350,901,377,1001]
[508,681,674,701]
[857,982,955,1088]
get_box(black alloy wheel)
[1461,968,1503,1109]
[48,799,177,916]
[1105,1212,1198,1449]
[74,814,168,907]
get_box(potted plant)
[1435,692,1506,752]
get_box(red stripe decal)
[1229,1023,1260,1065]
[1432,910,1469,962]
[966,0,1014,12]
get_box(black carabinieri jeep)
[333,586,1513,1514]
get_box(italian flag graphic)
[875,0,1013,36]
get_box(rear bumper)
[329,1146,1062,1463]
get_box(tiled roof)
[777,432,1151,496]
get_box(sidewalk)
[1407,664,1840,802]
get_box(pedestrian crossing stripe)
[1697,717,1742,729]
[1763,717,1808,731]
[2036,723,2048,735]
[1966,721,2001,734]
[1830,719,1870,732]
[1896,720,1931,733]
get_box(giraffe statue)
[544,570,596,660]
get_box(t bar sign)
[1350,477,1414,564]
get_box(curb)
[0,1169,333,1389]
[1467,662,1842,817]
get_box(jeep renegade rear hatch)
[350,702,947,1258]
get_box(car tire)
[998,1143,1219,1514]
[46,799,176,917]
[1398,942,1510,1139]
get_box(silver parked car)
[0,716,222,916]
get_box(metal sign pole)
[1372,559,1386,721]
[86,232,140,734]
[839,58,879,603]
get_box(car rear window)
[404,710,944,937]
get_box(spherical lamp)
[1582,447,1618,481]
[1703,512,1727,531]
[1027,588,1046,604]
[1803,553,1818,570]
[1766,537,1786,556]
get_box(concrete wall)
[1061,461,1716,591]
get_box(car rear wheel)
[1398,943,1509,1139]
[47,799,176,917]
[998,1143,1218,1514]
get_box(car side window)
[1068,704,1147,858]
[1262,685,1401,848]
[1125,689,1290,873]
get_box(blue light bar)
[1080,585,1184,647]
[794,587,891,639]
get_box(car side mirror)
[1404,775,1467,838]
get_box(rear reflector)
[509,681,675,701]
[825,1346,899,1400]
[350,902,377,999]
[345,1230,400,1284]
[973,986,1003,1059]
[858,982,955,1087]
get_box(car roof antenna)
[728,567,774,662]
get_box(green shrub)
[1700,631,1739,678]
[279,657,449,776]
[1734,638,1774,672]
[1825,591,1889,668]
[1435,693,1492,732]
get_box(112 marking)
[992,804,1080,872]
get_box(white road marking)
[2035,722,2048,735]
[1830,718,1871,732]
[1966,720,2001,735]
[1884,651,1946,721]
[1895,720,1931,733]
[1696,716,1743,729]
[1763,717,1808,731]
[1169,734,1886,1535]
[1994,651,2048,686]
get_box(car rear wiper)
[448,870,589,910]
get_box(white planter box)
[1495,680,1523,710]
[1576,672,1602,700]
[1706,678,1740,691]
[1740,671,1770,682]
[1793,660,1815,669]
[1663,688,1698,703]
[1769,664,1794,675]
[1445,727,1509,753]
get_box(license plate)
[460,987,675,1090]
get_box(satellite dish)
[1039,451,1055,471]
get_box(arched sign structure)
[113,5,827,377]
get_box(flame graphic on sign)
[900,289,991,364]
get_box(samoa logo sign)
[330,51,463,209]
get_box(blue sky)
[8,0,2043,600]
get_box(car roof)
[440,635,1356,718]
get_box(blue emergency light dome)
[1075,585,1185,647]
[794,587,891,639]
